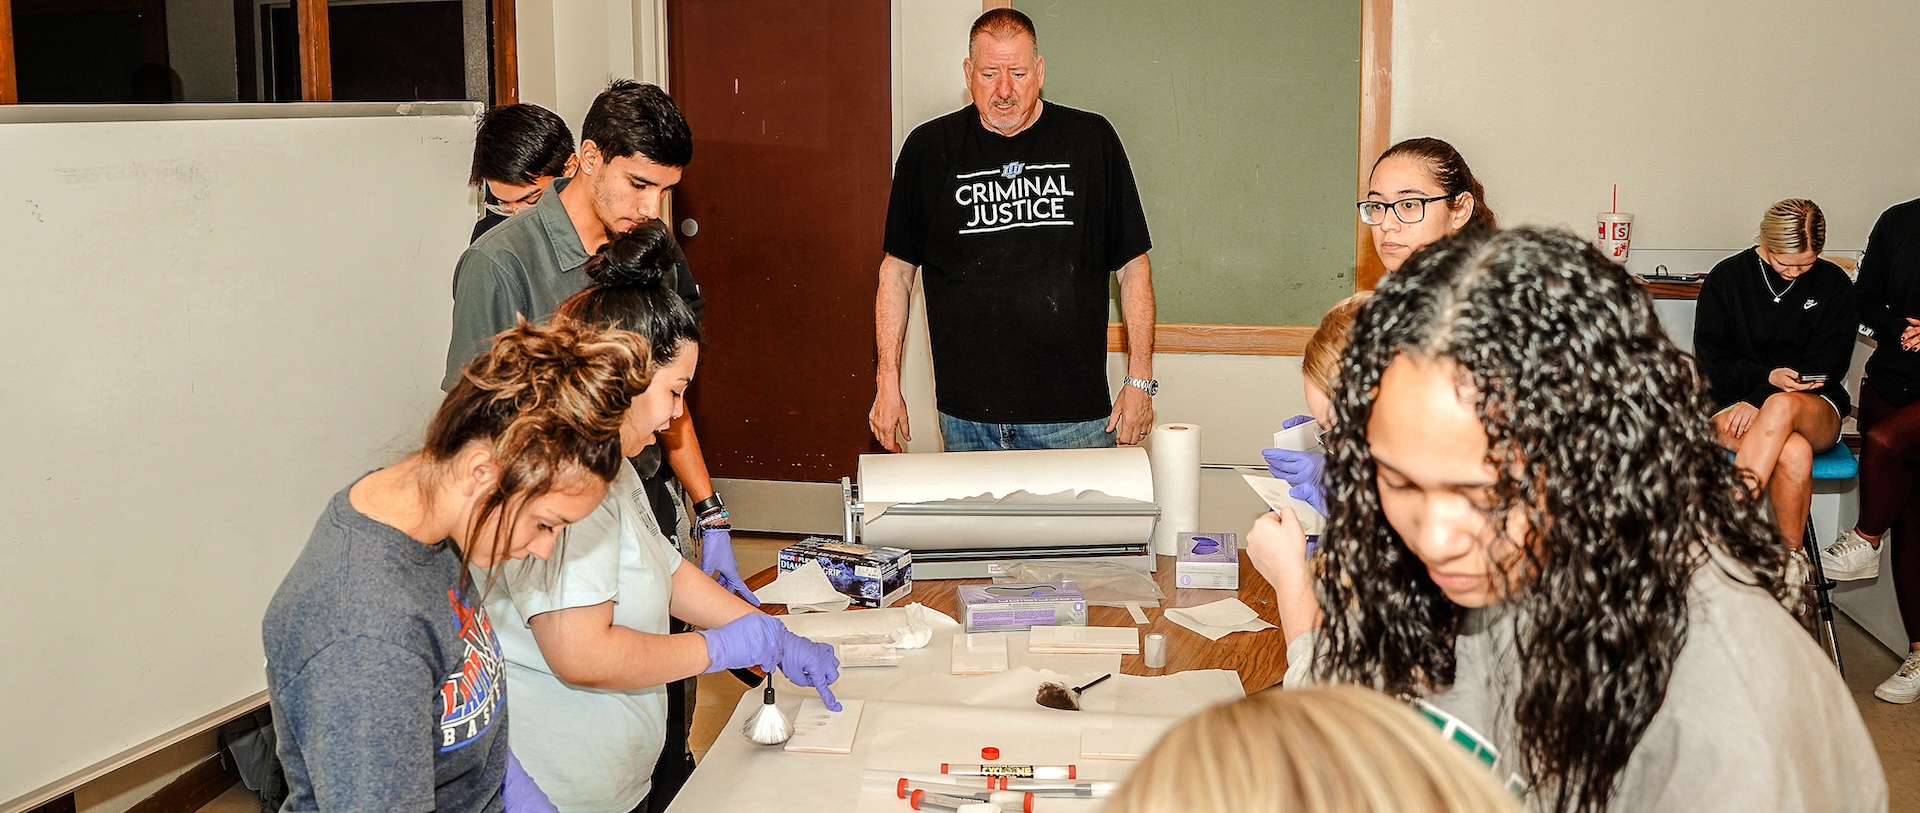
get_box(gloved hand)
[1280,414,1315,430]
[699,613,785,674]
[502,750,558,813]
[1261,447,1328,516]
[775,630,843,712]
[701,527,761,607]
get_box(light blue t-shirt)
[482,460,680,813]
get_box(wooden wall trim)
[1354,0,1392,291]
[123,753,240,813]
[296,0,331,101]
[1108,323,1314,357]
[0,0,17,104]
[490,0,517,105]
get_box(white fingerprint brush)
[742,678,792,745]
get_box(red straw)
[1612,184,1617,213]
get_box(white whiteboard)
[0,103,479,807]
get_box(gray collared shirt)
[443,176,702,389]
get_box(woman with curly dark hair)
[1247,227,1882,812]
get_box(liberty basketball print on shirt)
[440,587,506,751]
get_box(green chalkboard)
[1016,0,1361,325]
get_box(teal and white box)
[1176,532,1239,590]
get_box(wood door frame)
[489,0,516,104]
[295,0,330,99]
[634,1,1394,358]
[0,0,16,103]
[233,0,517,104]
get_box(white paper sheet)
[779,603,959,644]
[664,685,1245,813]
[1164,598,1278,641]
[857,448,1158,550]
[754,559,853,613]
[1271,419,1324,452]
[1241,473,1327,534]
[950,633,1009,675]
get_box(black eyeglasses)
[1356,194,1458,226]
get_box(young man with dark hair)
[468,103,578,242]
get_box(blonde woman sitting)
[1694,199,1858,567]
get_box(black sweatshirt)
[1694,247,1858,415]
[1856,198,1920,408]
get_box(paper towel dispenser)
[842,448,1160,579]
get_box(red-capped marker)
[981,746,1000,760]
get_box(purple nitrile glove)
[1280,414,1315,430]
[1261,447,1328,516]
[699,613,784,674]
[701,527,761,606]
[775,629,843,711]
[502,750,558,813]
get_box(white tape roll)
[1147,423,1201,556]
[1143,633,1168,668]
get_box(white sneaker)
[1821,528,1882,581]
[1875,649,1920,704]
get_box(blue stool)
[1805,444,1858,674]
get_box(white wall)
[164,0,239,102]
[514,0,647,131]
[1393,0,1920,251]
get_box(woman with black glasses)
[1358,138,1496,273]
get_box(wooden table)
[748,553,1290,692]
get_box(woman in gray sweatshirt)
[1248,228,1883,813]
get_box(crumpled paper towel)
[1164,598,1277,641]
[752,560,851,613]
[891,603,935,649]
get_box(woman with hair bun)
[1359,138,1496,273]
[1694,199,1857,568]
[484,221,841,813]
[1248,227,1882,812]
[265,318,654,812]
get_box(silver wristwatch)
[1123,376,1159,396]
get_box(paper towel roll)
[1148,423,1201,555]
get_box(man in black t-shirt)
[869,8,1157,453]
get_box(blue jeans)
[938,413,1116,451]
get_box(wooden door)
[668,0,892,482]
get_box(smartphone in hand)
[1798,373,1829,384]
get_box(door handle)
[680,218,699,238]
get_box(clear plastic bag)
[991,561,1165,608]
